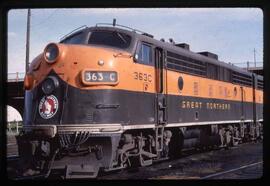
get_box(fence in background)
[8,72,25,82]
[7,121,22,135]
[233,61,263,69]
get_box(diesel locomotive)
[16,21,263,178]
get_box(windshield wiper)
[115,32,127,44]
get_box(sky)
[7,106,22,122]
[7,8,263,120]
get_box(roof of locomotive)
[127,27,255,77]
[61,24,262,79]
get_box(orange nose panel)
[24,74,34,90]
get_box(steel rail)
[200,161,263,179]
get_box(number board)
[84,71,118,83]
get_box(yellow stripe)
[166,70,256,102]
[30,51,263,104]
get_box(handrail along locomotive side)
[17,21,263,179]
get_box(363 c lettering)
[134,72,152,83]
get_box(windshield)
[88,31,132,49]
[61,32,86,44]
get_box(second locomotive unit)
[17,21,263,178]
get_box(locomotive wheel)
[120,152,130,168]
[231,137,239,147]
[168,130,183,159]
[139,154,152,167]
[128,153,153,167]
[218,128,225,147]
[224,131,232,149]
[231,127,240,146]
[259,123,263,141]
[128,155,141,168]
[255,123,261,141]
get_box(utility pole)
[253,48,256,68]
[25,9,31,73]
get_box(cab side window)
[138,43,152,64]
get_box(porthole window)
[234,87,237,97]
[178,76,184,91]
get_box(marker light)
[44,43,59,64]
[98,60,104,66]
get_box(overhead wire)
[31,9,59,28]
[31,9,71,43]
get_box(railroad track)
[7,137,262,180]
[7,134,18,157]
[200,161,263,179]
[7,155,20,179]
[98,142,263,180]
[7,157,262,180]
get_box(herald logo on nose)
[39,95,58,119]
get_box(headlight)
[44,43,59,63]
[42,76,59,95]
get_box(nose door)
[252,74,257,123]
[240,86,245,120]
[155,47,167,125]
[154,47,168,154]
